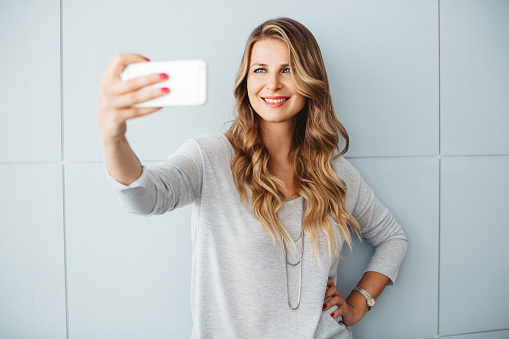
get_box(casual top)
[107,133,408,338]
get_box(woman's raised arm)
[98,53,169,185]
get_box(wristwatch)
[353,287,376,311]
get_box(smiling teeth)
[264,98,287,103]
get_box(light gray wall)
[1,0,508,338]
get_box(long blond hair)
[225,17,360,261]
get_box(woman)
[99,17,407,338]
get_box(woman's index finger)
[102,53,150,84]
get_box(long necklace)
[282,198,305,310]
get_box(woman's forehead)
[250,39,289,65]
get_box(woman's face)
[247,39,306,129]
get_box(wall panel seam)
[438,0,442,157]
[60,0,70,338]
[61,163,70,339]
[437,0,442,336]
[1,154,509,166]
[438,158,442,336]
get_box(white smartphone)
[119,59,207,107]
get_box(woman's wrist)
[101,133,127,149]
[343,271,390,326]
[101,135,143,186]
[344,292,369,326]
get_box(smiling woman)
[99,17,407,339]
[227,18,362,257]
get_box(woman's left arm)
[323,158,408,326]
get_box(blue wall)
[1,0,508,338]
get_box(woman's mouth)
[262,96,290,107]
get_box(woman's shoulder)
[189,133,232,152]
[332,155,359,176]
[191,133,228,143]
[331,155,362,190]
[179,133,233,164]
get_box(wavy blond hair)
[225,17,360,261]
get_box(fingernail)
[143,57,150,61]
[322,304,327,310]
[159,73,168,79]
[161,87,169,93]
[330,313,335,317]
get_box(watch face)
[368,299,375,307]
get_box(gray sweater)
[107,134,408,338]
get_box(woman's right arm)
[98,53,170,185]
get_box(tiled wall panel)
[63,0,243,162]
[0,165,66,338]
[440,0,509,155]
[64,164,193,338]
[440,156,509,334]
[0,1,61,162]
[338,157,439,339]
[326,1,439,157]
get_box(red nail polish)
[330,313,335,317]
[143,57,150,61]
[322,304,327,310]
[159,73,168,79]
[161,87,169,93]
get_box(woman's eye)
[254,68,266,73]
[281,68,292,77]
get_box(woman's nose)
[266,73,282,92]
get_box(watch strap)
[353,286,376,310]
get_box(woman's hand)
[322,277,361,327]
[98,53,169,145]
[99,53,171,185]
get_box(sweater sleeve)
[348,163,408,285]
[105,138,203,216]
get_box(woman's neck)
[260,121,294,164]
[261,121,299,200]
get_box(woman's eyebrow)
[250,63,268,68]
[249,63,290,68]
